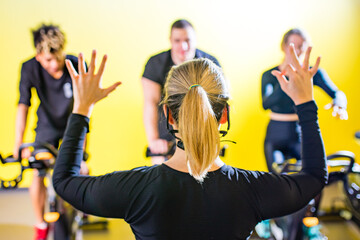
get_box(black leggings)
[264,120,301,173]
[265,120,308,240]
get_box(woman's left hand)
[65,50,121,117]
[324,103,348,120]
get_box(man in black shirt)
[13,24,88,240]
[141,19,220,164]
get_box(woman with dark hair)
[53,46,326,240]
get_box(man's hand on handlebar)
[149,139,171,154]
[80,161,89,175]
[13,146,31,160]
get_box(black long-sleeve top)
[261,67,346,113]
[19,55,80,131]
[53,101,327,240]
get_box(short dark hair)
[171,19,194,31]
[32,24,65,54]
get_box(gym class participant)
[13,24,88,240]
[262,28,347,173]
[142,19,220,164]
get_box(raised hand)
[324,103,348,120]
[271,44,321,105]
[65,50,121,117]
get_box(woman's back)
[107,164,259,239]
[54,105,325,239]
[125,164,323,240]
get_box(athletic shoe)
[33,225,49,240]
[255,220,271,238]
[304,224,328,240]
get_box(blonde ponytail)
[162,58,229,182]
[179,86,220,182]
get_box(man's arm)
[141,77,168,154]
[13,103,29,159]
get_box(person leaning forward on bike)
[141,19,221,165]
[13,23,89,240]
[53,44,327,239]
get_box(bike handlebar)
[18,142,58,161]
[145,144,227,158]
[0,154,17,164]
[145,143,176,158]
[327,150,355,173]
[355,131,360,139]
[278,150,356,176]
[1,142,58,189]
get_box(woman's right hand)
[271,44,321,105]
[65,50,121,117]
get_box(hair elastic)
[189,84,200,90]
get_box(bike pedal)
[44,212,60,223]
[302,217,319,228]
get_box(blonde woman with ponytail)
[162,58,228,182]
[53,46,327,240]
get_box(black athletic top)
[18,55,80,133]
[142,49,220,87]
[53,101,327,240]
[142,49,220,141]
[261,67,345,114]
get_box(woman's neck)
[279,58,289,72]
[163,147,224,172]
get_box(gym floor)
[0,183,359,240]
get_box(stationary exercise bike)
[0,142,108,240]
[0,142,78,239]
[260,149,360,240]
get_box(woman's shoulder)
[108,165,162,179]
[118,164,269,184]
[217,165,267,182]
[262,66,279,75]
[261,66,279,81]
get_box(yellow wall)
[0,0,359,187]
